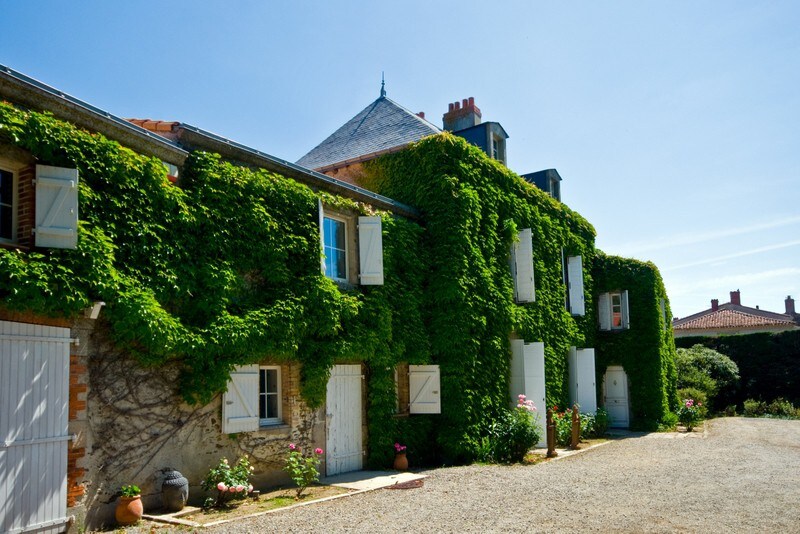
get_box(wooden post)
[546,408,558,458]
[570,403,581,450]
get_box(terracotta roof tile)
[673,306,796,330]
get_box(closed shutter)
[222,365,259,433]
[358,216,384,285]
[567,255,585,316]
[409,365,441,414]
[511,228,535,303]
[621,290,630,329]
[598,293,611,331]
[35,165,78,249]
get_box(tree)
[676,345,739,410]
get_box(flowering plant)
[119,484,141,498]
[200,456,254,508]
[284,443,324,498]
[517,394,537,413]
[394,442,407,453]
[677,398,703,431]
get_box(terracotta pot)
[393,452,408,471]
[115,495,143,526]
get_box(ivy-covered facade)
[0,66,676,530]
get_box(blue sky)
[2,1,798,317]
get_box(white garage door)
[0,321,71,534]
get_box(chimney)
[730,290,741,306]
[443,96,481,132]
[711,299,719,311]
[786,295,796,316]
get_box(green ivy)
[592,252,678,430]
[362,134,596,462]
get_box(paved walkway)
[205,418,800,533]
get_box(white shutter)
[222,364,259,433]
[512,228,535,303]
[598,293,611,331]
[510,340,547,446]
[568,347,597,413]
[35,165,78,249]
[409,365,441,414]
[567,255,585,316]
[621,290,630,329]
[358,216,384,285]
[659,298,667,330]
[318,199,326,275]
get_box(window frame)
[610,292,624,330]
[322,214,349,283]
[258,366,282,426]
[0,160,20,244]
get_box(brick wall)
[16,164,34,248]
[67,352,88,507]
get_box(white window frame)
[599,290,630,331]
[322,214,349,283]
[0,160,20,244]
[258,366,282,426]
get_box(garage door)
[0,321,71,534]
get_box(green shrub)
[676,345,739,410]
[592,408,609,436]
[677,398,703,431]
[743,399,767,417]
[767,398,797,417]
[677,387,708,418]
[482,406,541,464]
[200,457,254,508]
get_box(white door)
[510,340,547,446]
[0,321,71,534]
[325,365,363,476]
[568,347,597,413]
[604,366,630,428]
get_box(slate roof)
[296,96,441,171]
[673,303,798,332]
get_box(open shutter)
[567,255,585,316]
[358,216,384,285]
[409,365,441,414]
[35,165,78,249]
[659,298,667,330]
[621,290,630,329]
[512,228,535,303]
[598,293,611,331]
[318,199,326,275]
[222,364,259,433]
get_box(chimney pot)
[786,295,796,315]
[448,103,454,112]
[711,299,719,311]
[455,101,461,110]
[417,111,425,119]
[730,290,741,306]
[462,98,468,108]
[468,96,474,106]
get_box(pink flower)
[315,448,324,455]
[228,486,236,493]
[698,402,702,407]
[248,484,254,493]
[288,443,297,451]
[235,485,245,492]
[518,394,525,400]
[217,482,227,492]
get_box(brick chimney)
[730,290,741,306]
[443,97,481,132]
[711,299,719,311]
[786,295,796,316]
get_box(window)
[598,291,630,330]
[259,366,282,425]
[323,215,348,281]
[0,167,15,242]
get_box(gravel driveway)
[207,418,800,533]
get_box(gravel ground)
[200,417,800,533]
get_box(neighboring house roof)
[296,95,441,171]
[673,296,800,337]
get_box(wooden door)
[325,365,363,476]
[604,366,630,428]
[0,321,71,534]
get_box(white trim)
[322,213,349,283]
[258,366,282,426]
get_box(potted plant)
[393,442,408,470]
[115,484,143,526]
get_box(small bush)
[767,398,796,417]
[677,388,708,418]
[200,456,254,508]
[743,399,767,417]
[677,398,703,431]
[724,405,737,417]
[592,408,609,436]
[480,397,541,464]
[659,412,678,431]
